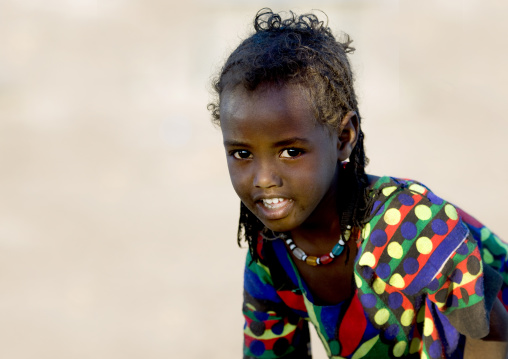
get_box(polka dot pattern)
[353,178,498,358]
[409,183,426,194]
[374,308,389,325]
[362,223,371,240]
[401,222,417,240]
[388,292,403,309]
[401,309,414,326]
[415,205,431,221]
[398,193,414,206]
[389,273,405,288]
[250,340,265,356]
[376,262,391,279]
[370,229,387,247]
[384,208,401,225]
[423,318,433,336]
[431,219,448,235]
[393,341,407,357]
[361,294,377,308]
[382,186,397,196]
[373,277,386,294]
[359,252,376,267]
[387,242,403,259]
[242,176,508,359]
[444,204,458,220]
[416,237,433,254]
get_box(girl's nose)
[253,161,282,188]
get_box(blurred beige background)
[0,0,507,358]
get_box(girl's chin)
[260,218,300,235]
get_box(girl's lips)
[256,198,293,220]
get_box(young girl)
[208,9,508,359]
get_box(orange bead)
[305,256,318,266]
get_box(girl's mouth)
[256,197,293,220]
[261,197,289,209]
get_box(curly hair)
[208,8,370,260]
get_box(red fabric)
[278,290,307,312]
[339,293,367,357]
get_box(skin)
[220,82,361,304]
[219,82,507,354]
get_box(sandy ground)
[0,0,507,358]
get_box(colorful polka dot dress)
[242,177,508,358]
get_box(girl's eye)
[232,150,252,159]
[280,148,303,158]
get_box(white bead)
[293,247,306,260]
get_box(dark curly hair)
[208,8,370,260]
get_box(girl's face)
[220,83,356,233]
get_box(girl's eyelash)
[280,148,304,158]
[228,148,304,159]
[230,150,252,159]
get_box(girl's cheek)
[230,174,248,195]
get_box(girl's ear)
[337,111,359,161]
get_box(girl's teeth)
[262,198,286,207]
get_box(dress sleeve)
[243,250,311,359]
[425,229,491,339]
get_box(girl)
[208,9,508,359]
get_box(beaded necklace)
[283,225,352,266]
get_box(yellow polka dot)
[409,183,426,194]
[373,277,386,294]
[401,309,415,326]
[414,204,431,221]
[374,308,389,325]
[417,307,426,323]
[362,223,371,240]
[483,249,494,264]
[444,204,458,220]
[354,273,363,288]
[389,273,405,288]
[393,341,407,357]
[387,242,403,259]
[382,186,397,196]
[409,337,421,354]
[423,317,434,336]
[384,208,401,226]
[359,252,376,267]
[416,237,433,255]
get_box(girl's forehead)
[220,83,334,134]
[221,83,312,114]
[219,83,337,143]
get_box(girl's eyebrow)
[223,137,309,147]
[274,137,310,147]
[223,140,251,148]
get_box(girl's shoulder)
[359,175,478,294]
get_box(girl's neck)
[288,170,379,251]
[289,166,343,251]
